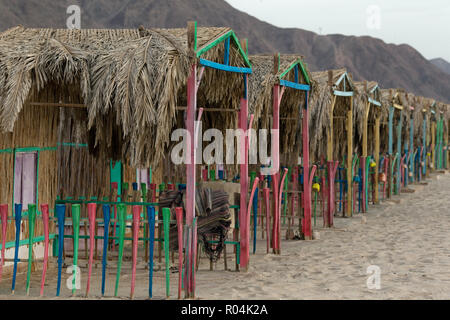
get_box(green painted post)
[162,208,171,298]
[71,204,81,296]
[26,204,36,295]
[114,204,126,297]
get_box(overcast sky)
[225,0,450,62]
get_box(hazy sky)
[225,0,450,61]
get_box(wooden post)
[361,99,370,212]
[71,204,81,296]
[396,109,403,194]
[445,119,449,170]
[409,115,414,183]
[431,121,436,171]
[0,204,8,282]
[346,96,353,217]
[40,204,50,296]
[325,70,337,227]
[327,71,335,162]
[239,75,249,268]
[86,203,96,297]
[374,116,381,203]
[26,204,36,295]
[185,20,197,294]
[303,92,313,238]
[388,104,394,198]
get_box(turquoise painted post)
[388,106,394,197]
[388,106,394,155]
[423,115,427,176]
[396,109,403,194]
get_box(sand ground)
[1,172,449,300]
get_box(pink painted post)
[39,204,49,296]
[130,205,140,299]
[302,93,312,240]
[86,203,96,297]
[175,207,183,300]
[361,156,367,212]
[0,204,8,281]
[271,84,282,253]
[276,169,288,253]
[186,62,197,294]
[239,87,249,269]
[326,161,339,227]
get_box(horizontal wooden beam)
[29,102,86,108]
[368,97,381,107]
[199,58,252,74]
[333,90,353,97]
[279,79,310,91]
[176,106,240,112]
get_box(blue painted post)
[396,110,403,194]
[147,206,156,298]
[11,203,22,294]
[423,115,427,176]
[101,205,111,296]
[388,106,394,156]
[56,204,66,296]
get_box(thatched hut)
[309,69,355,222]
[247,53,312,241]
[353,81,385,206]
[379,89,410,196]
[0,22,252,281]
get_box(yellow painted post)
[363,102,370,158]
[346,96,353,217]
[374,116,380,203]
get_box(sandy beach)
[1,172,449,300]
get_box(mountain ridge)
[1,0,449,103]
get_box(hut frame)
[184,22,253,279]
[270,54,313,242]
[326,70,355,222]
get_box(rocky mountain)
[1,0,449,103]
[430,58,450,76]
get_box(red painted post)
[0,204,7,282]
[302,94,312,240]
[39,204,49,296]
[186,63,197,293]
[130,205,140,299]
[271,84,282,253]
[239,85,249,269]
[276,170,288,253]
[86,203,96,297]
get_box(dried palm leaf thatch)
[247,54,310,166]
[0,26,247,169]
[309,69,356,161]
[353,81,386,156]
